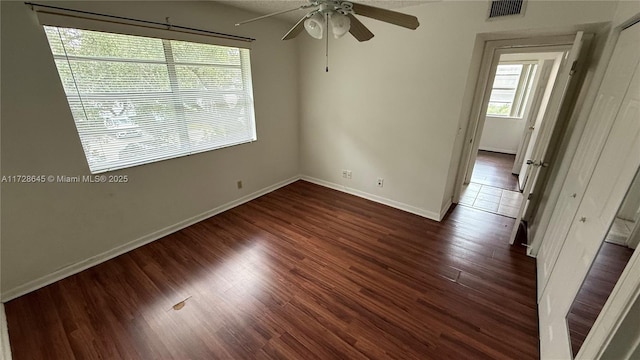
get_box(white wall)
[0,1,300,299]
[299,1,617,219]
[478,116,525,154]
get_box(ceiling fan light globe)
[330,13,350,38]
[304,13,325,39]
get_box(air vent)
[488,0,526,19]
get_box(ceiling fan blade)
[235,5,312,26]
[282,15,308,40]
[347,14,374,42]
[351,3,420,30]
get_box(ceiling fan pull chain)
[325,12,329,72]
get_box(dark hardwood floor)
[568,241,635,356]
[471,150,520,191]
[6,181,539,359]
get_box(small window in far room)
[43,26,257,174]
[487,62,537,118]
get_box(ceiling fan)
[235,1,420,42]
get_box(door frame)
[454,34,579,204]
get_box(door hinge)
[570,61,578,76]
[526,160,549,167]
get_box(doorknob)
[579,217,587,223]
[570,193,577,198]
[529,126,535,130]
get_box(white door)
[539,49,640,358]
[512,58,547,176]
[508,32,584,244]
[517,58,559,189]
[536,24,640,297]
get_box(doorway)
[459,48,570,219]
[454,32,590,247]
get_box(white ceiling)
[217,0,432,24]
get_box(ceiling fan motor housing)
[239,0,419,44]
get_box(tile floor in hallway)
[459,182,523,218]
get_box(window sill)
[485,115,524,121]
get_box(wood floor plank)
[6,180,539,359]
[471,150,520,191]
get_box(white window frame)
[487,61,538,118]
[43,26,257,173]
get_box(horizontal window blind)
[487,63,537,118]
[44,26,256,173]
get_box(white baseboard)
[3,174,445,301]
[0,304,11,360]
[1,176,301,302]
[478,146,517,155]
[440,199,453,220]
[300,176,442,221]
[604,237,628,246]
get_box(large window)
[44,26,256,173]
[487,63,537,118]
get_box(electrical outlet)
[342,170,348,178]
[347,170,352,179]
[237,180,243,189]
[377,178,384,187]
